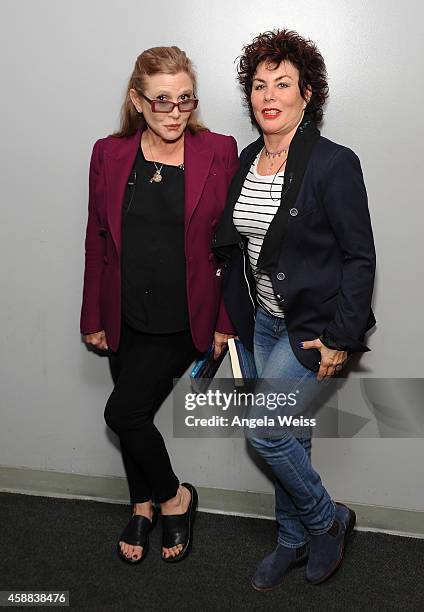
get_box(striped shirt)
[233,152,285,317]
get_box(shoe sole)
[251,556,308,592]
[308,507,356,585]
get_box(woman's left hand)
[213,331,234,359]
[300,338,347,381]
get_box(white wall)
[1,0,423,511]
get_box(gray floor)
[1,492,423,611]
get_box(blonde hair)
[112,46,207,137]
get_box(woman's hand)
[213,331,234,359]
[84,330,108,351]
[300,338,347,381]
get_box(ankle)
[161,486,186,511]
[132,500,153,518]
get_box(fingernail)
[298,342,304,349]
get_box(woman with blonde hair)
[81,46,238,564]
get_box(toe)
[132,545,142,560]
[120,541,143,560]
[162,544,184,558]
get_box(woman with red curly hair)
[214,30,375,590]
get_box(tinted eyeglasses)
[139,92,198,113]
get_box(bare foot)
[160,485,191,559]
[119,500,153,561]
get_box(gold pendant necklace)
[146,133,183,184]
[146,135,164,183]
[150,163,163,183]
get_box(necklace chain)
[256,150,288,203]
[147,138,163,183]
[146,134,184,183]
[270,157,288,202]
[264,145,289,158]
[260,147,288,176]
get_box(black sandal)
[117,506,158,564]
[161,483,198,563]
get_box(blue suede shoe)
[251,543,309,592]
[306,502,356,584]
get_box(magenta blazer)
[80,128,239,352]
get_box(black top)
[121,147,189,333]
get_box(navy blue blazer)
[213,132,376,372]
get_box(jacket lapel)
[257,117,320,271]
[184,130,214,231]
[103,131,140,254]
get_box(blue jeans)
[248,307,335,548]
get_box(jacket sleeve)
[215,136,239,334]
[80,140,105,335]
[320,147,376,351]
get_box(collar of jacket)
[213,113,320,270]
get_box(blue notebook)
[190,345,228,393]
[228,338,257,384]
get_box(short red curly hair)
[237,29,329,127]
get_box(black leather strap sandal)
[161,483,198,563]
[117,506,158,564]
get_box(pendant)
[150,170,162,183]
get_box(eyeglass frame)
[138,92,199,113]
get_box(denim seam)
[274,445,334,532]
[276,446,320,501]
[286,369,313,396]
[307,499,336,535]
[278,536,310,548]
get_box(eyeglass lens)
[152,99,197,112]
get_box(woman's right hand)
[84,330,108,351]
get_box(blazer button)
[211,219,218,228]
[290,208,298,216]
[208,253,214,261]
[103,255,108,264]
[277,272,285,281]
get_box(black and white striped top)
[233,152,285,318]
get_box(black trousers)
[104,320,200,504]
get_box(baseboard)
[1,465,423,539]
